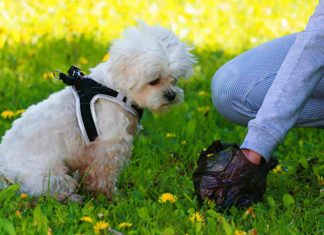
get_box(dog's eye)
[149,77,161,86]
[170,77,178,85]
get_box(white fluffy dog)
[0,22,195,201]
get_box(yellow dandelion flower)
[159,193,177,203]
[234,230,247,235]
[80,216,93,223]
[1,110,15,119]
[243,207,256,219]
[197,107,204,112]
[102,53,110,62]
[118,222,133,229]
[15,109,25,116]
[20,193,28,199]
[317,175,324,186]
[272,164,283,174]
[93,221,109,234]
[43,72,54,80]
[197,106,210,113]
[165,133,176,138]
[15,210,21,217]
[198,91,209,97]
[79,57,88,65]
[189,212,204,223]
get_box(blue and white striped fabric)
[212,33,324,127]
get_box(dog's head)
[101,22,196,111]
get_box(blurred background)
[0,0,316,53]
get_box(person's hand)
[193,140,278,210]
[241,149,262,165]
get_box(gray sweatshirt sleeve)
[241,1,324,161]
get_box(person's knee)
[212,64,237,114]
[211,63,250,126]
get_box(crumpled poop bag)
[193,140,278,210]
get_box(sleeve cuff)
[240,125,280,161]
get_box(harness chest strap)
[58,66,143,144]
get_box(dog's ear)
[108,61,138,90]
[117,66,138,90]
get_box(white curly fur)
[0,22,195,200]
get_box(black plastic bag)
[193,140,278,210]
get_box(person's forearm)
[241,1,324,160]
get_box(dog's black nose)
[164,91,176,102]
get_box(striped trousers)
[211,33,324,127]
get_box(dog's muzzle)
[164,91,177,102]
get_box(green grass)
[0,18,324,235]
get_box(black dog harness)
[59,66,143,144]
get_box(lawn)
[0,0,323,234]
